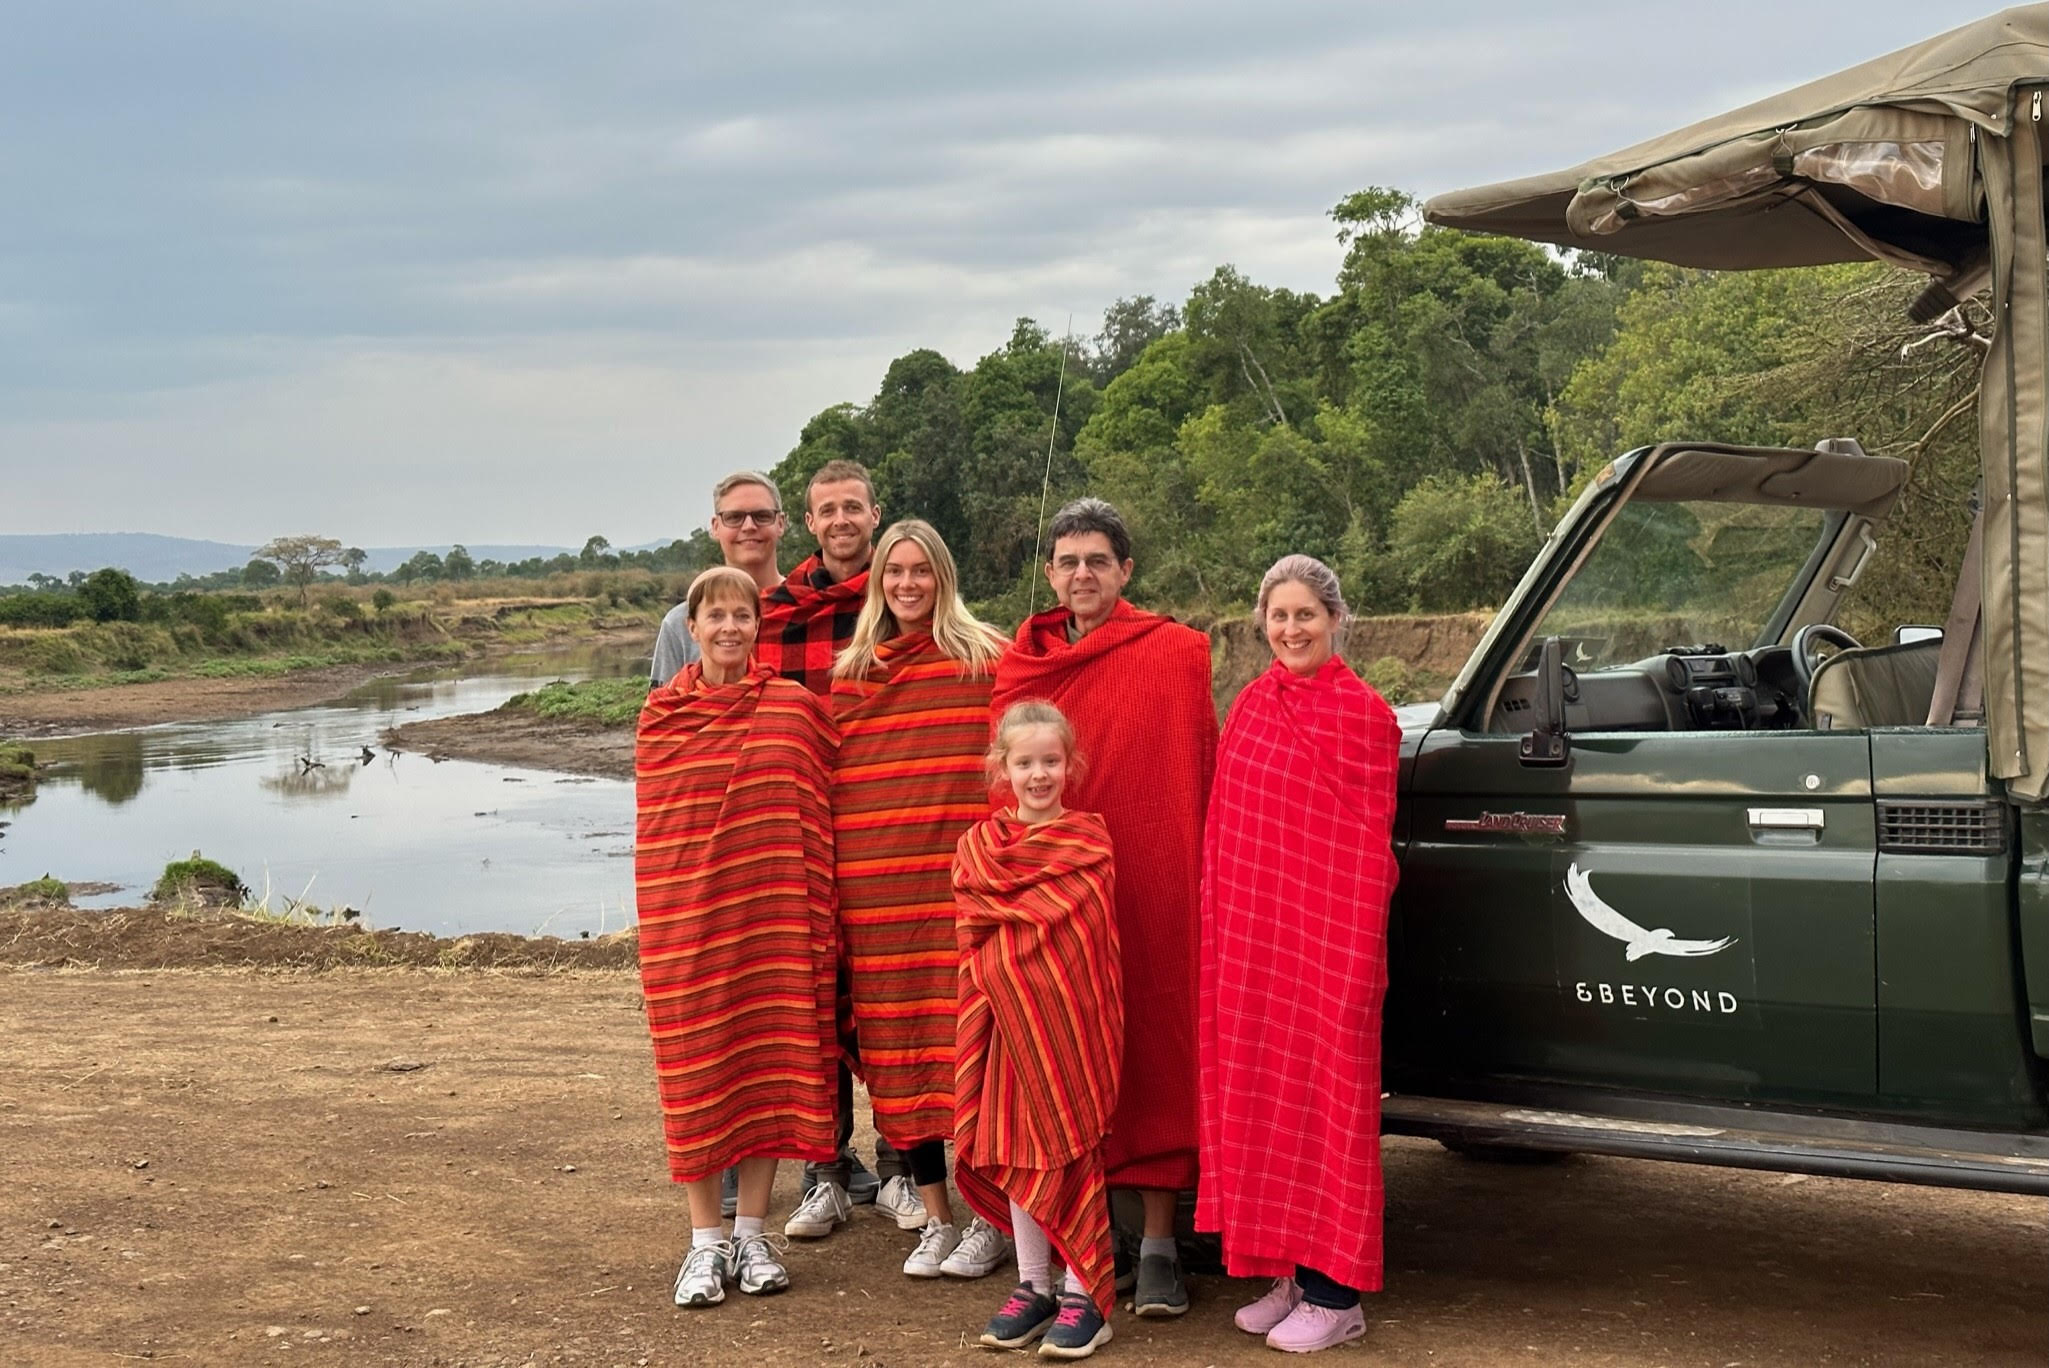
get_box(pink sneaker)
[1265,1301,1366,1353]
[1234,1277,1303,1335]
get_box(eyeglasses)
[716,509,781,529]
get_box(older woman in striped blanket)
[634,565,841,1310]
[827,519,1013,1280]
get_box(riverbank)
[0,621,654,738]
[4,963,2040,1367]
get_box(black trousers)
[1296,1264,1360,1310]
[805,1060,902,1186]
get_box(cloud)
[0,0,1982,540]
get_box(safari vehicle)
[1377,8,2049,1194]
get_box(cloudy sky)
[2,1,1985,546]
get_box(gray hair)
[1257,554,1349,625]
[1046,497,1132,565]
[712,470,782,514]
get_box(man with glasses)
[990,497,1218,1322]
[649,471,789,687]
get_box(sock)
[1063,1266,1088,1297]
[1140,1236,1176,1262]
[732,1215,764,1239]
[1010,1200,1051,1291]
[692,1225,725,1250]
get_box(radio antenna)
[1027,314,1074,619]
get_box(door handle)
[1748,807,1824,831]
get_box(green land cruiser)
[1378,8,2049,1195]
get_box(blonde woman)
[821,520,1014,1280]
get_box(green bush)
[324,595,363,621]
[507,677,646,727]
[371,588,396,615]
[1387,474,1545,612]
[0,593,84,627]
[5,874,69,905]
[151,854,247,904]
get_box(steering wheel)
[1791,623,1863,695]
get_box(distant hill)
[0,534,587,585]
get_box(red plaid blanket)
[1196,656,1400,1292]
[758,553,867,695]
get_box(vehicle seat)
[1808,638,1943,729]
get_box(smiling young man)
[754,460,882,693]
[649,471,788,687]
[989,497,1219,1322]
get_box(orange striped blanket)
[634,662,840,1182]
[830,632,994,1148]
[951,810,1123,1316]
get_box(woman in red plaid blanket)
[1197,554,1401,1355]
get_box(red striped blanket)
[829,631,994,1148]
[634,662,841,1182]
[991,597,1216,1191]
[1197,656,1401,1292]
[951,810,1123,1316]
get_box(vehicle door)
[1390,459,1883,1109]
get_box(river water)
[0,649,642,938]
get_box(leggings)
[905,1138,947,1188]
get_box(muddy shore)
[0,626,654,739]
[384,707,633,780]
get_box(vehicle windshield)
[1530,499,1831,672]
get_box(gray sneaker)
[732,1231,791,1295]
[1131,1253,1189,1318]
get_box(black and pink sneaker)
[1038,1290,1113,1359]
[978,1282,1059,1349]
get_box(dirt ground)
[4,964,2043,1368]
[383,711,632,782]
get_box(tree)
[78,567,141,623]
[254,535,347,608]
[443,544,476,580]
[393,551,443,585]
[1387,474,1544,611]
[579,535,615,568]
[241,559,281,589]
[1091,295,1182,385]
[25,572,59,592]
[340,547,368,583]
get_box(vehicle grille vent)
[1501,696,1531,713]
[1877,800,2006,855]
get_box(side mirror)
[1519,635,1571,768]
[1894,625,1943,646]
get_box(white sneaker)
[783,1179,852,1239]
[940,1215,1014,1279]
[732,1231,791,1295]
[874,1174,929,1231]
[672,1240,732,1307]
[902,1220,960,1278]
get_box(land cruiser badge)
[1565,863,1737,961]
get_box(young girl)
[951,701,1124,1360]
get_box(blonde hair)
[986,700,1084,786]
[834,519,1007,679]
[686,565,760,622]
[1257,554,1349,626]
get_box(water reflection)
[258,762,358,801]
[71,734,146,807]
[0,645,643,936]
